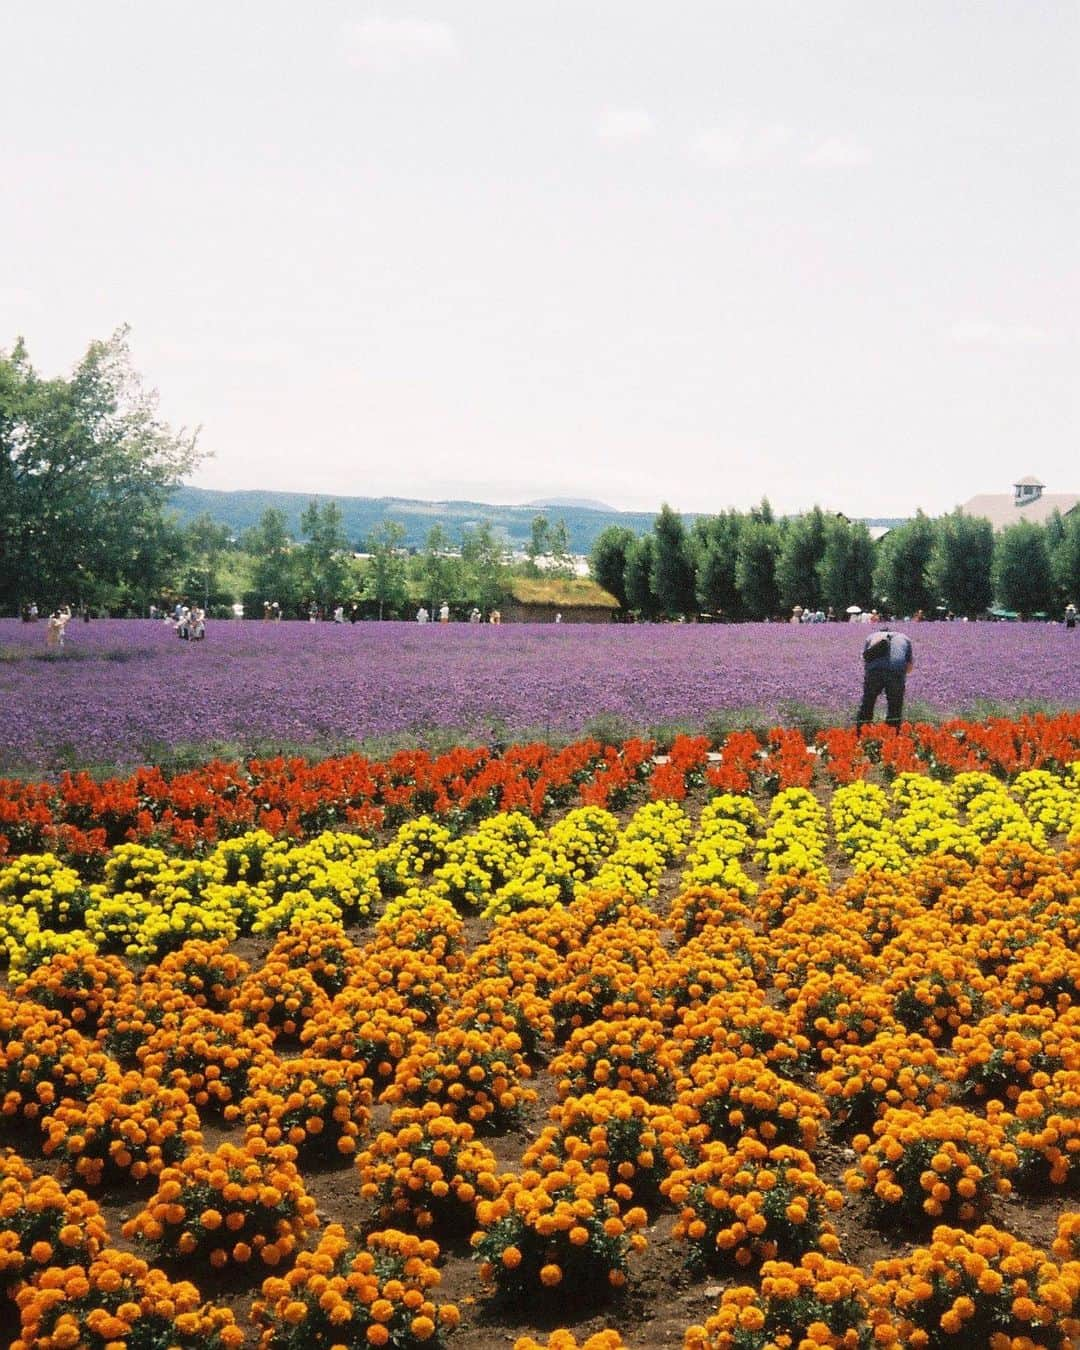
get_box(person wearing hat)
[1067,602,1077,630]
[856,628,914,732]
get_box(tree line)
[591,502,1080,620]
[3,331,1078,620]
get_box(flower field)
[2,617,1078,774]
[0,714,1079,1348]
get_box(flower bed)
[0,715,1077,1348]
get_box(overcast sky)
[2,2,1076,518]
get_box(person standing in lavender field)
[856,629,914,732]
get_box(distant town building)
[958,476,1080,531]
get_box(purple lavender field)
[1,618,1077,774]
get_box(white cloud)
[688,121,792,167]
[802,135,872,168]
[343,17,458,73]
[950,321,1051,348]
[595,106,655,145]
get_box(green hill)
[169,487,660,554]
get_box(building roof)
[506,577,620,608]
[957,492,1080,531]
[1014,475,1045,488]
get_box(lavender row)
[0,618,1076,774]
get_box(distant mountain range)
[169,485,905,555]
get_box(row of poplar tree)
[590,502,1080,621]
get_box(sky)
[1,1,1076,518]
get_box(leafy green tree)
[300,500,352,610]
[992,520,1054,617]
[367,520,408,619]
[244,508,302,615]
[775,507,828,613]
[926,512,994,616]
[735,520,781,619]
[817,517,874,614]
[652,503,696,618]
[547,518,576,580]
[418,524,460,614]
[872,511,937,617]
[524,514,550,577]
[624,534,658,619]
[1049,510,1080,612]
[0,327,200,612]
[182,512,233,609]
[589,525,636,610]
[693,511,744,618]
[525,513,574,579]
[750,497,775,525]
[460,521,509,613]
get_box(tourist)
[272,601,281,621]
[190,606,206,640]
[46,608,69,650]
[1066,602,1077,631]
[333,605,345,623]
[416,606,429,624]
[176,605,190,640]
[489,609,501,625]
[439,602,450,624]
[856,628,914,732]
[308,603,318,623]
[554,612,562,623]
[349,604,359,623]
[232,601,244,621]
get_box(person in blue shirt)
[856,629,914,731]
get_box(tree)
[992,521,1054,617]
[367,520,408,619]
[547,518,576,580]
[460,521,509,613]
[300,500,352,610]
[926,512,994,616]
[775,507,828,613]
[525,513,574,579]
[652,503,696,618]
[589,525,636,610]
[244,508,301,614]
[623,534,658,619]
[418,524,459,614]
[735,520,781,620]
[1049,510,1080,612]
[872,512,937,618]
[693,511,744,618]
[182,512,233,609]
[817,517,874,614]
[524,515,550,577]
[0,327,201,612]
